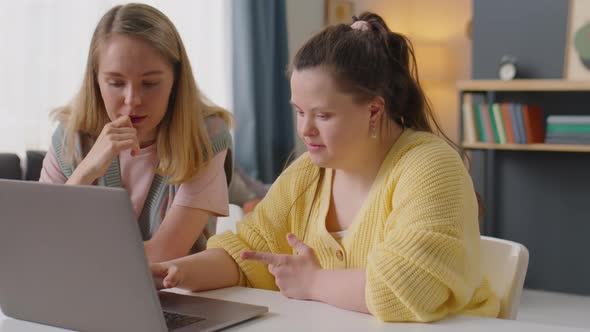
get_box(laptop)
[0,179,268,332]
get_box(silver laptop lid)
[0,179,166,332]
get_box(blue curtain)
[232,0,294,183]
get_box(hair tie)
[351,20,370,31]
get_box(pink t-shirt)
[39,146,229,218]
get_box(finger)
[150,263,167,277]
[150,264,167,289]
[286,233,310,255]
[163,265,180,289]
[131,137,140,156]
[240,250,283,266]
[114,139,140,153]
[279,289,292,299]
[109,127,137,135]
[111,115,133,128]
[153,276,165,290]
[102,126,136,140]
[110,133,139,142]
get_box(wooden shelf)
[457,79,590,91]
[462,142,590,153]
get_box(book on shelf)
[473,103,487,142]
[488,104,501,143]
[482,103,495,143]
[522,105,544,143]
[546,115,590,124]
[545,115,590,145]
[492,103,507,144]
[461,93,477,143]
[514,104,526,144]
[500,104,515,143]
[461,93,545,145]
[508,103,521,143]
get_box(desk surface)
[1,287,589,332]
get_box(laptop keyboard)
[163,311,205,331]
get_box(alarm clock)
[498,55,517,80]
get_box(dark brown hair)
[290,12,484,219]
[291,12,453,144]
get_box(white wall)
[286,0,325,61]
[352,0,472,142]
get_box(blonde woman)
[39,3,233,263]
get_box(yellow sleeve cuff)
[207,230,278,290]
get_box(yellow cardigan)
[208,129,500,322]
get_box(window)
[0,0,232,156]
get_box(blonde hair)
[54,3,232,184]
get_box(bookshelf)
[462,142,590,153]
[458,79,590,153]
[457,79,590,238]
[457,79,590,92]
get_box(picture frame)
[564,0,590,79]
[325,0,354,26]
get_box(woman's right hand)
[151,262,184,290]
[68,115,140,185]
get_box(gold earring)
[370,124,377,139]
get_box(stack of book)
[462,94,545,144]
[545,115,590,145]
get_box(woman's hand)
[241,233,321,300]
[151,262,184,290]
[69,115,140,184]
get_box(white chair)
[216,204,244,234]
[480,236,529,320]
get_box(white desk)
[1,287,589,332]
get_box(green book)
[546,123,590,134]
[474,104,487,142]
[488,103,500,143]
[493,103,507,144]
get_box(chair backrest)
[480,236,529,320]
[0,153,22,180]
[25,150,47,181]
[216,204,244,234]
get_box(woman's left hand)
[241,233,321,300]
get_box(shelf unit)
[457,79,590,153]
[457,79,590,237]
[462,142,590,153]
[457,79,590,92]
